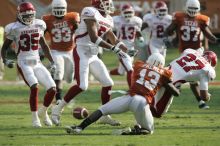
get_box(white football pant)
[99,94,154,132]
[17,59,56,89]
[74,45,114,90]
[51,50,74,83]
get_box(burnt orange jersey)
[43,12,80,51]
[129,61,172,105]
[173,12,210,52]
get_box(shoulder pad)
[81,7,96,19]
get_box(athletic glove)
[136,37,145,48]
[111,46,127,58]
[127,50,138,57]
[163,38,172,48]
[3,59,15,68]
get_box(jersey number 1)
[136,69,160,91]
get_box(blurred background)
[0,0,219,81]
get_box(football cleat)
[98,115,121,126]
[51,105,62,126]
[199,103,210,109]
[38,107,52,126]
[65,126,82,134]
[32,117,42,128]
[112,127,132,135]
[120,125,151,135]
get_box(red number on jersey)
[98,26,107,37]
[156,25,164,38]
[176,53,205,72]
[121,26,136,40]
[19,33,40,51]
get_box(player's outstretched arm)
[39,36,54,63]
[1,38,15,68]
[203,26,218,43]
[164,82,180,97]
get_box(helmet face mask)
[121,4,134,21]
[154,1,168,19]
[186,0,200,17]
[92,0,115,15]
[203,51,217,67]
[52,0,67,17]
[17,2,36,25]
[147,53,165,68]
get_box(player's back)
[129,61,172,104]
[170,49,215,85]
[173,12,210,52]
[43,12,79,51]
[75,6,113,47]
[5,19,46,60]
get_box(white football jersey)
[143,13,172,50]
[170,49,216,90]
[75,7,113,47]
[113,16,142,50]
[5,19,46,61]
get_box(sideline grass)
[0,84,220,146]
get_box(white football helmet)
[186,0,200,17]
[154,1,168,19]
[91,0,115,15]
[17,2,36,25]
[121,4,134,21]
[52,0,67,17]
[147,53,165,67]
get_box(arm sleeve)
[5,23,14,40]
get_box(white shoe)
[51,105,62,126]
[65,126,82,134]
[98,115,121,126]
[38,107,52,127]
[32,117,42,128]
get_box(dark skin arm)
[1,38,13,63]
[164,21,177,37]
[164,82,180,97]
[202,26,217,43]
[84,19,128,52]
[141,22,149,31]
[39,36,54,63]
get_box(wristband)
[95,37,103,46]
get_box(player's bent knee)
[79,84,88,91]
[30,83,38,89]
[47,87,56,94]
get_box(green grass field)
[0,84,220,146]
[0,46,220,146]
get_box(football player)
[65,53,179,135]
[164,0,219,109]
[42,0,80,104]
[51,0,132,126]
[1,2,56,127]
[109,4,143,88]
[151,49,217,118]
[142,1,172,57]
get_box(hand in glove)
[3,59,15,68]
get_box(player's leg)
[130,95,154,134]
[17,62,41,127]
[190,82,209,109]
[51,46,89,125]
[35,63,56,126]
[66,95,131,134]
[63,51,74,84]
[118,55,133,88]
[90,58,121,126]
[51,50,65,103]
